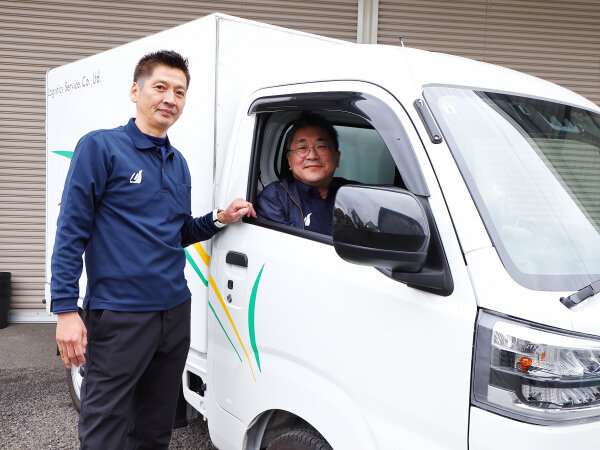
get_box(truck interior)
[255,109,403,193]
[245,90,430,242]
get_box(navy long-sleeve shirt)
[51,118,220,313]
[256,177,351,235]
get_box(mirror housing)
[333,185,430,272]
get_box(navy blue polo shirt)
[51,118,220,313]
[295,180,339,235]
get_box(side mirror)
[333,185,430,272]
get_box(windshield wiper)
[560,280,600,309]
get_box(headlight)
[472,310,600,425]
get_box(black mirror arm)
[388,265,453,296]
[390,199,454,296]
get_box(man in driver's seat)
[256,113,352,234]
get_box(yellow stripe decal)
[209,275,256,382]
[193,242,211,267]
[190,243,256,380]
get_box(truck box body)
[46,15,345,353]
[46,13,600,449]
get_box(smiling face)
[129,64,187,137]
[287,125,340,197]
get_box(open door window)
[246,91,429,239]
[247,91,452,295]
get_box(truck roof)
[283,40,598,111]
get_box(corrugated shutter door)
[378,0,488,59]
[377,0,600,105]
[0,0,357,320]
[228,0,359,40]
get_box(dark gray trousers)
[78,299,191,450]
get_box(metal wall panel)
[378,0,600,104]
[0,0,358,320]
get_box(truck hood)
[467,246,600,337]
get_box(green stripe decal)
[53,151,74,159]
[209,301,242,362]
[185,249,208,287]
[249,265,264,373]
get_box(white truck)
[46,13,600,450]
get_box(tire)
[267,430,332,450]
[66,364,85,412]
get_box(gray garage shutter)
[377,0,600,105]
[0,0,358,321]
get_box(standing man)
[51,50,255,449]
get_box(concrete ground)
[0,323,215,449]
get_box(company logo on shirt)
[129,170,143,184]
[304,213,312,227]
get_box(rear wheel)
[267,430,332,450]
[66,364,84,412]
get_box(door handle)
[226,251,248,268]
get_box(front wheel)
[66,364,85,412]
[267,430,332,450]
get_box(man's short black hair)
[285,113,339,152]
[134,50,190,87]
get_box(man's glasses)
[289,144,331,158]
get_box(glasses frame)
[288,144,332,158]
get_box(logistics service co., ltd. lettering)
[47,70,101,99]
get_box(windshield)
[424,86,600,291]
